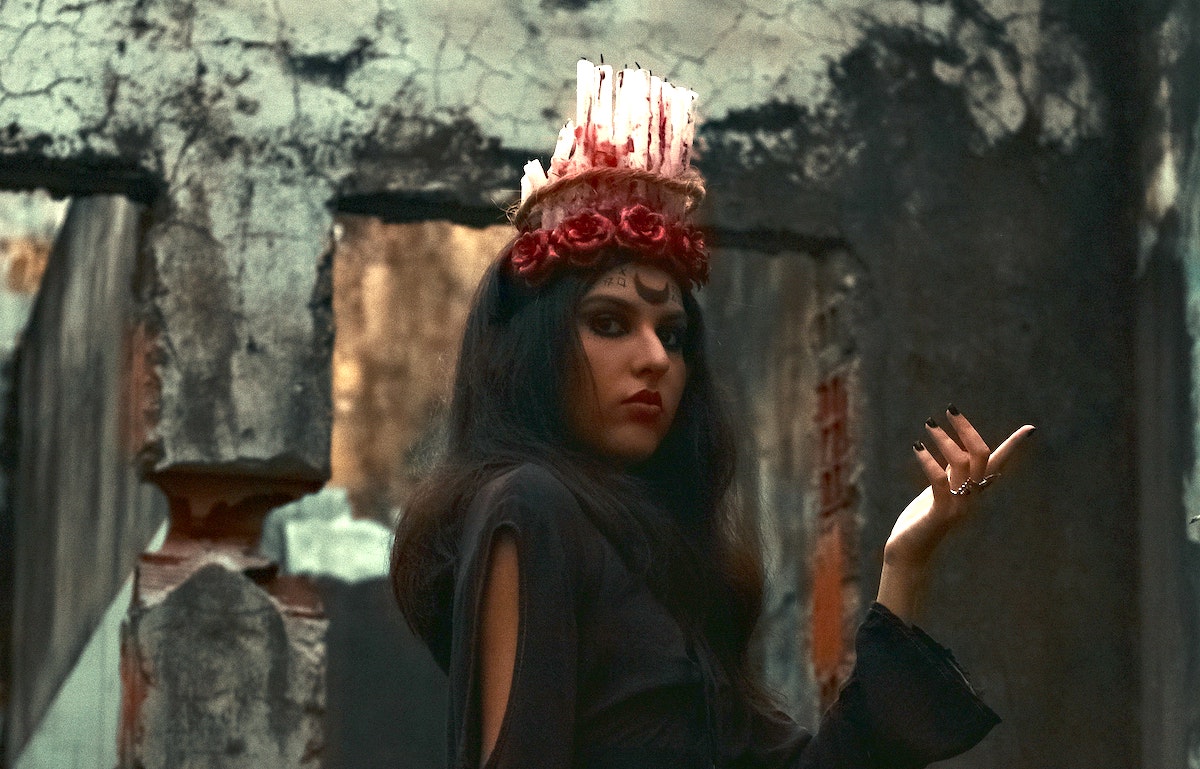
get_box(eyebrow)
[578,294,687,322]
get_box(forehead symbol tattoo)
[633,272,676,305]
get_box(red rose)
[509,229,557,284]
[550,212,616,266]
[616,204,669,255]
[669,225,709,287]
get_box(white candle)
[648,75,663,172]
[575,59,594,137]
[594,64,613,150]
[575,59,595,172]
[625,69,650,169]
[612,69,629,165]
[550,121,575,177]
[668,87,694,176]
[663,83,681,175]
[524,159,548,190]
[680,92,696,170]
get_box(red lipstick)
[623,390,663,408]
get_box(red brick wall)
[810,291,859,710]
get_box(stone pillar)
[105,104,341,768]
[118,472,325,769]
[108,148,337,764]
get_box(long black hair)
[390,247,767,704]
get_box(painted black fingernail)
[947,403,960,415]
[913,441,925,451]
[925,417,938,429]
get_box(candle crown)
[507,60,709,290]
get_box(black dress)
[436,464,999,769]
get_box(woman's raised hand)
[876,405,1035,623]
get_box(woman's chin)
[594,429,665,466]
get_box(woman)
[391,62,1033,769]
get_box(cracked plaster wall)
[0,0,1103,477]
[0,0,1098,162]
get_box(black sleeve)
[446,465,586,769]
[742,603,1000,769]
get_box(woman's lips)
[622,390,663,424]
[622,390,663,408]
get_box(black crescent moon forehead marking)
[633,272,671,304]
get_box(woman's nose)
[633,325,671,376]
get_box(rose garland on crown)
[508,202,708,289]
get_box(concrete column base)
[118,472,326,769]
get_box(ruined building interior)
[0,0,1198,767]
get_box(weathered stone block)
[144,156,334,478]
[120,563,325,769]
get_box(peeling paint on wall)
[0,0,1104,182]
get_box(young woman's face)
[568,263,688,465]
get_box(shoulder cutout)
[479,530,520,766]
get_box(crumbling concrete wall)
[5,196,168,762]
[697,6,1137,768]
[0,5,1109,461]
[1137,3,1200,768]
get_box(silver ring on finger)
[951,473,1001,496]
[973,473,1000,490]
[950,479,973,496]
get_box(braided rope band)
[511,166,706,231]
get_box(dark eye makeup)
[581,311,687,351]
[657,323,687,351]
[586,313,627,337]
[578,296,688,351]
